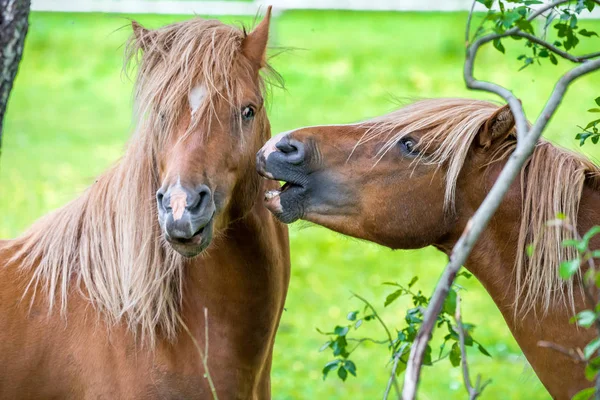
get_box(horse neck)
[179,125,288,324]
[437,161,600,392]
[447,162,600,313]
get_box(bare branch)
[455,295,490,400]
[537,340,586,363]
[464,32,528,138]
[402,50,600,400]
[527,0,570,22]
[383,351,402,400]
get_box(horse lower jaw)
[165,220,214,258]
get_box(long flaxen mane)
[360,98,600,316]
[5,17,269,344]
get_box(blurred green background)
[2,10,599,399]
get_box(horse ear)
[242,6,272,68]
[132,20,154,51]
[477,104,515,149]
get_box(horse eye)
[398,138,417,155]
[241,106,255,121]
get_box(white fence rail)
[31,0,600,17]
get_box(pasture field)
[2,10,599,399]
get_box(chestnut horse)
[0,10,290,399]
[257,98,600,399]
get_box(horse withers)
[256,98,600,399]
[0,8,289,399]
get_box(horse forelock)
[124,17,279,146]
[362,97,600,318]
[7,17,278,346]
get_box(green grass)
[2,10,599,399]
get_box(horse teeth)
[265,190,281,200]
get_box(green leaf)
[443,289,458,316]
[583,226,600,245]
[458,270,473,279]
[562,239,581,248]
[585,119,600,130]
[585,337,600,360]
[549,53,558,65]
[585,363,598,381]
[559,259,580,279]
[319,340,332,352]
[344,360,357,376]
[478,343,492,357]
[333,326,349,337]
[354,319,363,329]
[585,0,596,12]
[385,289,404,307]
[337,365,348,381]
[572,387,596,400]
[575,310,597,328]
[449,342,461,367]
[595,97,600,107]
[588,108,600,113]
[519,57,534,71]
[322,360,340,380]
[579,29,599,37]
[408,276,419,288]
[476,0,494,9]
[346,311,358,321]
[332,336,348,357]
[493,38,506,53]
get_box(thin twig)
[466,0,477,44]
[513,31,600,63]
[352,292,402,397]
[537,340,586,363]
[177,312,219,400]
[347,337,391,345]
[455,296,490,400]
[383,350,402,400]
[528,0,570,22]
[352,292,394,344]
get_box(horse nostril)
[187,185,211,215]
[276,137,305,165]
[156,189,167,211]
[276,138,298,154]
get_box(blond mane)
[5,17,272,344]
[363,98,600,316]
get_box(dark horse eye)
[241,106,255,121]
[398,137,417,155]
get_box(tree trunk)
[0,0,30,153]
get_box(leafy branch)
[576,96,600,145]
[317,275,490,399]
[402,1,600,398]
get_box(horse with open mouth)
[256,98,600,399]
[0,9,290,399]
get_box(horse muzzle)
[256,132,311,223]
[156,182,215,257]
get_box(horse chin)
[165,220,214,258]
[263,182,305,224]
